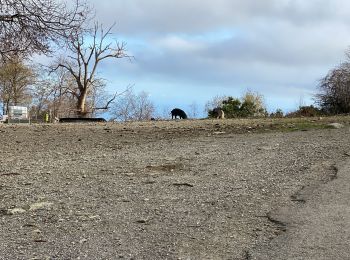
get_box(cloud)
[86,0,350,112]
[91,0,350,34]
[154,35,205,53]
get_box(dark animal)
[171,108,187,119]
[212,107,225,119]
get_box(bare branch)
[0,0,90,59]
[93,85,133,111]
[316,59,350,114]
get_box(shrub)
[286,105,323,117]
[207,91,267,118]
[270,109,284,118]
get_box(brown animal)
[213,107,225,119]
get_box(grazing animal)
[213,107,225,119]
[171,108,187,119]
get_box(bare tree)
[111,89,155,121]
[48,68,77,117]
[0,0,89,58]
[132,91,155,121]
[30,66,72,119]
[316,61,350,114]
[188,101,199,119]
[204,95,227,113]
[30,75,54,119]
[52,23,129,117]
[158,105,171,119]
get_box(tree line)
[0,0,350,121]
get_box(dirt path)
[0,119,349,259]
[250,158,350,260]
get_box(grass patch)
[274,121,332,132]
[232,116,350,134]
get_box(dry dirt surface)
[0,118,350,260]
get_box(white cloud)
[154,35,204,52]
[91,0,350,34]
[85,0,350,111]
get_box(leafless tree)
[204,95,227,113]
[52,23,129,117]
[30,66,72,119]
[158,105,171,119]
[48,68,77,117]
[0,0,89,59]
[30,75,54,119]
[132,91,155,121]
[111,89,155,121]
[188,101,199,119]
[316,61,350,114]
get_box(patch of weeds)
[287,122,330,131]
[254,120,333,133]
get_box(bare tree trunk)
[5,99,10,115]
[77,91,88,117]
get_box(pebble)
[328,123,344,129]
[29,202,53,211]
[8,208,26,214]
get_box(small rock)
[89,215,101,220]
[8,208,26,214]
[32,229,42,234]
[79,238,88,244]
[328,123,344,129]
[258,146,273,151]
[213,131,226,135]
[29,202,53,211]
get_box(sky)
[84,0,350,117]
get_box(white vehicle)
[8,106,28,120]
[0,115,8,123]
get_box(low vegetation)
[206,91,267,119]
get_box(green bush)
[207,91,267,118]
[270,108,284,118]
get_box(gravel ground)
[250,158,350,260]
[0,118,349,260]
